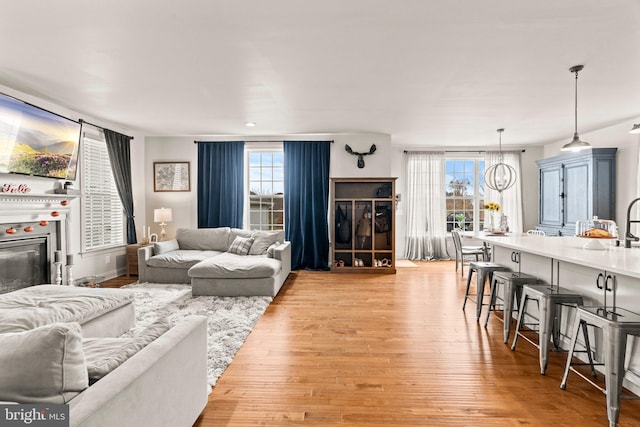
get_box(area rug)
[395,259,419,268]
[121,283,272,386]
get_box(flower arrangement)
[484,202,501,212]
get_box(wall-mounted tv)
[0,92,81,181]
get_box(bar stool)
[462,261,510,321]
[511,284,584,375]
[483,271,543,343]
[560,306,640,427]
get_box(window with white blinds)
[80,125,124,251]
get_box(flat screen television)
[0,92,81,181]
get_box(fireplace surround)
[0,193,74,292]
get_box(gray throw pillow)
[83,318,172,382]
[227,236,254,256]
[153,238,180,254]
[249,230,283,255]
[0,322,88,404]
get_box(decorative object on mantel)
[561,65,592,152]
[54,188,81,195]
[1,183,30,194]
[345,144,376,168]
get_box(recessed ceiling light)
[245,122,256,127]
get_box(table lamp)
[154,207,173,241]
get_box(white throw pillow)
[153,239,180,254]
[0,322,88,404]
[83,318,171,382]
[266,241,281,258]
[227,236,254,256]
[249,230,284,255]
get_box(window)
[445,158,485,232]
[247,150,284,230]
[80,125,124,251]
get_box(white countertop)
[461,232,640,279]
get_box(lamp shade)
[154,207,173,223]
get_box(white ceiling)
[1,1,639,147]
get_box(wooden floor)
[180,262,638,425]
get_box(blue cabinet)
[536,148,616,236]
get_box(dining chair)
[451,229,486,277]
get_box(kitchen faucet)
[624,197,640,248]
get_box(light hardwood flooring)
[114,262,640,426]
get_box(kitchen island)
[465,232,640,398]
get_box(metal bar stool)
[511,283,584,375]
[483,270,543,343]
[560,274,640,427]
[462,261,509,321]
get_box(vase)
[489,212,495,231]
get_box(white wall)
[0,84,145,282]
[144,132,393,240]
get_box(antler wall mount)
[345,144,376,168]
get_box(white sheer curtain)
[484,151,523,233]
[404,152,448,260]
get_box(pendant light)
[484,128,517,194]
[561,65,591,152]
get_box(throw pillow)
[266,241,281,258]
[227,236,254,256]
[249,230,283,255]
[83,318,171,382]
[153,239,180,254]
[0,322,88,404]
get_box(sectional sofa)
[138,227,291,297]
[0,285,208,427]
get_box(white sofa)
[138,227,291,297]
[0,285,208,427]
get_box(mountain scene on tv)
[0,93,80,179]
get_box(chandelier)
[484,128,516,194]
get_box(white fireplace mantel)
[0,193,77,224]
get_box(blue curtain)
[197,141,244,228]
[103,129,137,244]
[284,141,331,270]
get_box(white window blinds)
[81,125,124,251]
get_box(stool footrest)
[569,366,605,395]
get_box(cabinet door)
[564,162,590,226]
[539,165,562,226]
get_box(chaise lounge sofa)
[0,285,208,427]
[138,227,291,297]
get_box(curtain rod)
[79,119,134,140]
[404,149,525,154]
[193,139,334,144]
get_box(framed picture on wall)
[153,161,191,192]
